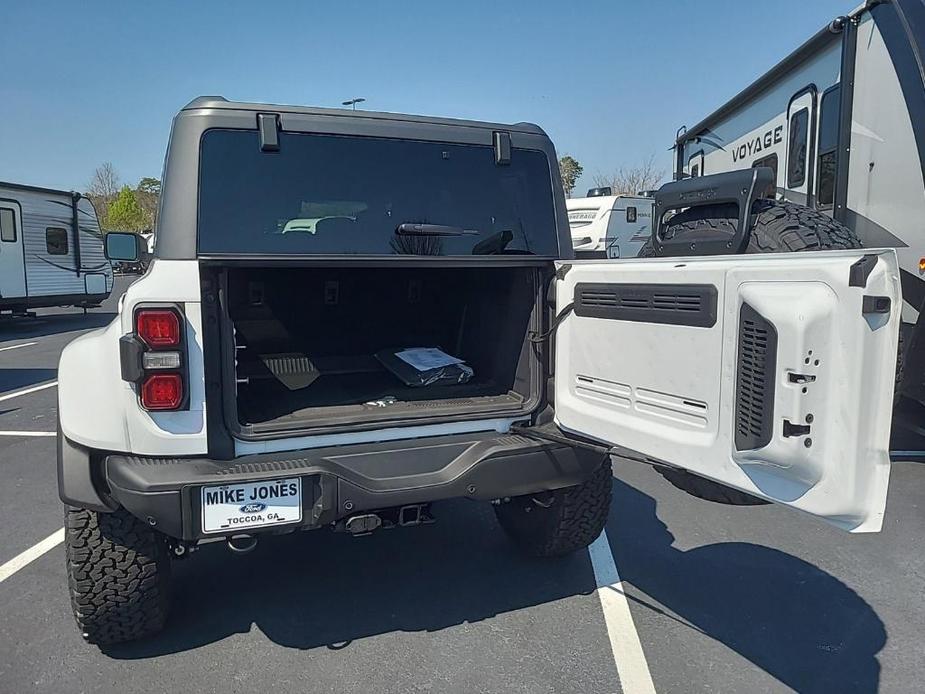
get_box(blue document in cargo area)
[375,347,474,388]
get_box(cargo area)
[223,265,544,433]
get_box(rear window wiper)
[395,223,480,237]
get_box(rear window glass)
[198,130,559,256]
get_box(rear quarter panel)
[58,259,207,455]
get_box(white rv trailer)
[0,181,113,313]
[566,193,654,258]
[673,0,925,405]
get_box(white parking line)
[0,431,56,437]
[589,529,657,694]
[0,528,64,584]
[0,342,37,353]
[0,381,57,403]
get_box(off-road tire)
[656,468,768,505]
[495,457,612,557]
[642,198,862,506]
[639,198,862,257]
[65,507,171,645]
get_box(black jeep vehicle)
[59,97,900,644]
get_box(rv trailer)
[0,181,113,314]
[673,0,925,405]
[567,190,654,258]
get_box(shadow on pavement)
[104,477,885,694]
[605,477,885,693]
[0,311,116,343]
[0,367,58,395]
[890,397,925,459]
[103,499,598,658]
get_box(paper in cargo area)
[394,347,464,372]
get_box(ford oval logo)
[240,502,266,514]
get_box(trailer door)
[0,203,27,300]
[785,89,816,205]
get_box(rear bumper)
[102,431,600,540]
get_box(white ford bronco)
[58,97,901,645]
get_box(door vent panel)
[574,283,717,327]
[735,303,777,451]
[574,377,709,429]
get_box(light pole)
[342,98,366,110]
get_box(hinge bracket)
[258,113,280,152]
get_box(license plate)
[200,477,302,534]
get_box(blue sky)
[1,0,852,194]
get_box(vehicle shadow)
[605,475,885,693]
[890,396,925,459]
[104,476,886,694]
[0,367,58,395]
[104,500,599,658]
[0,311,116,343]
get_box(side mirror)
[105,232,142,261]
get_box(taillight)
[141,373,183,410]
[136,309,181,348]
[128,306,186,411]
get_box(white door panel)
[555,250,900,532]
[0,203,27,299]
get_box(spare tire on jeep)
[642,197,863,506]
[641,197,862,257]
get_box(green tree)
[107,186,148,232]
[137,177,161,196]
[135,177,161,228]
[86,162,121,230]
[558,155,583,198]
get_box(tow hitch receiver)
[339,504,434,536]
[344,514,382,535]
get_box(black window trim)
[45,226,70,255]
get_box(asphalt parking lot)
[1,276,923,694]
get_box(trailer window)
[817,87,840,208]
[752,153,778,180]
[46,227,69,255]
[787,108,809,188]
[0,208,16,242]
[751,154,778,197]
[626,206,637,223]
